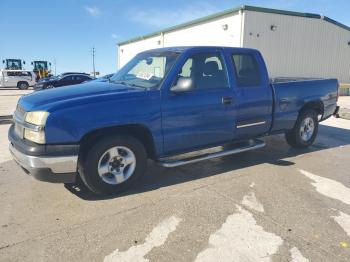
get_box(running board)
[157,139,265,168]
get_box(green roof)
[118,5,350,46]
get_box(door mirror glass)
[171,77,194,93]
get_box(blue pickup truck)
[9,46,339,194]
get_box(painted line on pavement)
[290,247,309,262]
[332,211,350,238]
[104,216,181,262]
[299,169,350,206]
[242,191,264,213]
[194,205,283,262]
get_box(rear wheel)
[78,135,147,195]
[17,81,29,90]
[285,109,318,148]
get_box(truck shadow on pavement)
[64,123,350,200]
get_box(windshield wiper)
[112,81,145,89]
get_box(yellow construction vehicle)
[2,59,26,70]
[31,60,51,81]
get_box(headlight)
[24,129,46,144]
[23,111,49,144]
[25,111,49,126]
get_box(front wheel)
[285,109,319,148]
[78,135,147,195]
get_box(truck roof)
[139,46,259,54]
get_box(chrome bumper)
[9,143,78,174]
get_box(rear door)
[228,51,273,138]
[80,75,92,83]
[6,71,18,87]
[161,49,236,155]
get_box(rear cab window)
[231,54,261,87]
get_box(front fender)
[44,90,162,152]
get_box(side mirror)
[31,62,33,65]
[171,77,194,93]
[23,61,26,65]
[2,60,4,64]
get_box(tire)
[285,109,319,148]
[46,85,54,89]
[17,82,29,90]
[78,135,147,195]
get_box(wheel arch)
[299,100,324,117]
[17,81,29,87]
[79,124,157,160]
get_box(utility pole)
[92,46,96,78]
[53,58,57,76]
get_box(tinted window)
[6,71,30,77]
[7,72,16,76]
[232,54,261,87]
[175,52,228,90]
[62,76,72,81]
[82,76,92,81]
[19,71,31,77]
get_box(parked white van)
[0,69,36,89]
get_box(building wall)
[163,13,242,47]
[243,10,350,83]
[118,12,242,68]
[118,35,161,68]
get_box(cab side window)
[62,76,72,82]
[176,53,229,90]
[7,72,16,76]
[232,54,261,87]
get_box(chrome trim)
[157,139,265,168]
[9,143,78,174]
[13,113,44,132]
[236,121,266,129]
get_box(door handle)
[222,96,233,105]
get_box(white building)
[117,5,350,94]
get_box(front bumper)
[8,125,78,183]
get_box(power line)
[92,46,96,78]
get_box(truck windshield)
[110,51,180,89]
[34,61,48,70]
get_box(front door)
[6,71,18,87]
[161,49,236,155]
[57,76,72,87]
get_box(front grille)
[14,104,26,123]
[13,104,26,139]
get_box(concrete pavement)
[0,88,32,117]
[338,97,350,120]
[0,117,350,261]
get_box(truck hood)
[19,81,146,111]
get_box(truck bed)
[270,78,338,132]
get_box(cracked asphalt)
[0,117,350,262]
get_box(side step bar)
[157,139,266,168]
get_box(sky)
[1,0,349,75]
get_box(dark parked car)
[60,72,91,76]
[33,74,94,91]
[88,73,115,83]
